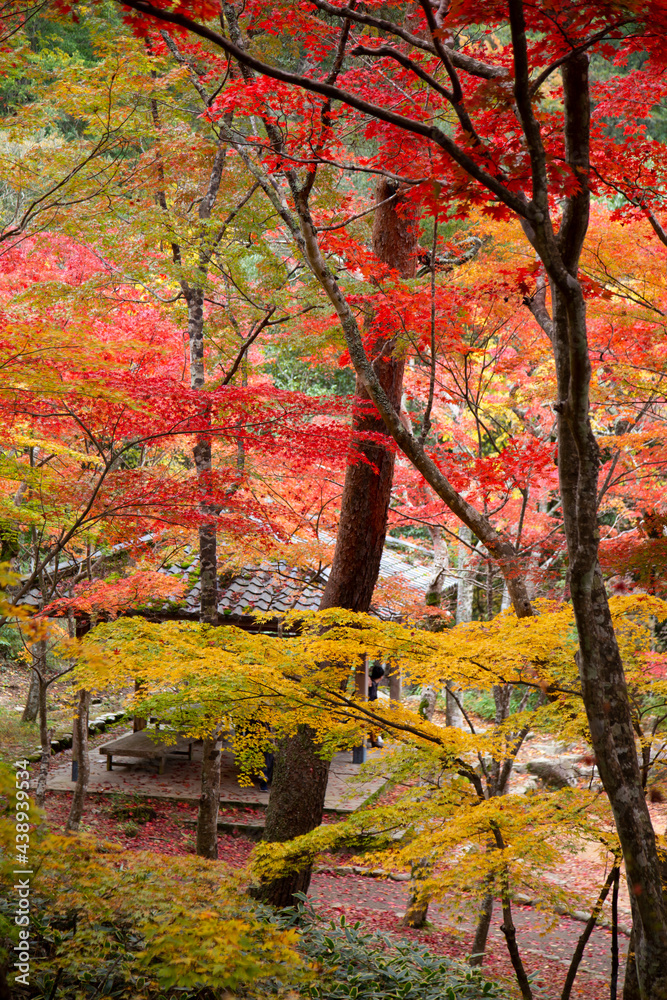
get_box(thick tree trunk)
[196,734,222,858]
[505,48,667,996]
[402,888,430,928]
[546,60,667,995]
[66,689,89,832]
[252,725,330,907]
[256,179,416,907]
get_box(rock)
[514,777,539,795]
[526,758,578,788]
[418,686,437,722]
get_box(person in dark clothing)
[368,663,385,748]
[258,749,274,792]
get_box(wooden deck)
[99,731,195,774]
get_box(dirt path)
[308,871,626,999]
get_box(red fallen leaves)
[44,791,259,863]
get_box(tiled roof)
[27,534,457,625]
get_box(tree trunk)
[188,288,222,861]
[256,179,416,907]
[252,724,330,907]
[448,525,473,727]
[196,734,222,858]
[34,652,51,809]
[133,678,147,732]
[150,77,226,859]
[418,686,437,721]
[21,650,40,723]
[402,888,430,928]
[425,525,450,607]
[623,930,640,1000]
[66,689,89,832]
[456,526,474,625]
[469,892,494,966]
[623,826,667,999]
[544,53,667,999]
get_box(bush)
[0,824,303,1000]
[277,897,508,1000]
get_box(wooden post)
[133,678,147,732]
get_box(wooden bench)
[99,731,195,774]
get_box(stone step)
[181,817,265,840]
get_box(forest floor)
[7,664,667,999]
[41,787,639,1000]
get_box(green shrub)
[464,688,540,723]
[277,897,509,1000]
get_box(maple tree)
[89,3,667,994]
[0,212,356,838]
[61,591,666,996]
[4,2,667,997]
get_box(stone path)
[44,730,386,813]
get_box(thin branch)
[119,0,531,220]
[561,861,621,1000]
[316,189,400,232]
[219,306,276,385]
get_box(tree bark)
[402,882,430,928]
[34,646,51,809]
[196,734,222,858]
[623,930,641,1000]
[21,667,39,723]
[448,525,473,727]
[256,179,416,906]
[469,891,494,966]
[66,689,89,832]
[252,725,330,907]
[528,50,667,998]
[189,291,222,859]
[21,634,43,724]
